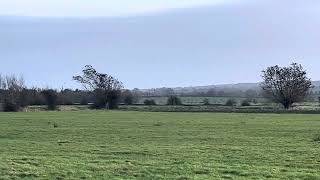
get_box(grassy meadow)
[1,111,320,179]
[137,97,267,105]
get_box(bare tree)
[0,74,5,89]
[261,63,313,109]
[0,74,28,111]
[73,65,123,109]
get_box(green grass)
[1,111,320,179]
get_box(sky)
[1,0,320,89]
[0,0,229,17]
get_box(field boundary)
[119,105,320,114]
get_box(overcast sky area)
[0,0,320,89]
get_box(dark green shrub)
[124,95,134,105]
[91,89,121,109]
[203,98,210,105]
[41,89,59,110]
[122,90,135,105]
[1,90,29,112]
[252,98,258,104]
[225,99,237,106]
[91,89,107,109]
[80,97,88,105]
[167,96,182,105]
[3,100,20,112]
[241,100,251,106]
[0,75,28,112]
[144,99,157,105]
[107,90,121,109]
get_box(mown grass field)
[1,111,320,179]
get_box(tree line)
[0,62,315,111]
[0,75,89,111]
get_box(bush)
[124,95,134,105]
[91,89,121,109]
[203,98,210,105]
[3,100,20,112]
[107,90,121,109]
[61,100,73,105]
[2,89,25,112]
[91,89,107,109]
[122,90,135,105]
[225,99,237,106]
[0,90,29,112]
[0,75,29,112]
[80,97,88,105]
[144,99,157,105]
[41,89,59,110]
[241,100,251,106]
[167,96,182,105]
[252,98,258,104]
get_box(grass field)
[1,111,320,179]
[137,97,267,105]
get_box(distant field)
[137,96,267,105]
[119,103,320,114]
[25,101,320,114]
[1,111,320,179]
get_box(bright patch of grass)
[0,111,320,179]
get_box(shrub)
[167,96,182,105]
[124,95,134,105]
[122,90,135,105]
[80,97,88,105]
[144,99,157,105]
[0,75,28,112]
[62,100,73,105]
[252,98,258,104]
[241,100,251,106]
[91,89,107,109]
[107,90,121,109]
[225,99,237,106]
[2,91,26,112]
[203,98,210,105]
[91,89,121,109]
[41,89,59,110]
[3,100,20,112]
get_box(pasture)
[1,111,320,179]
[137,97,266,105]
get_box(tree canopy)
[73,65,123,91]
[261,63,313,109]
[73,65,124,109]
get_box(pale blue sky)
[1,0,320,89]
[0,0,230,17]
